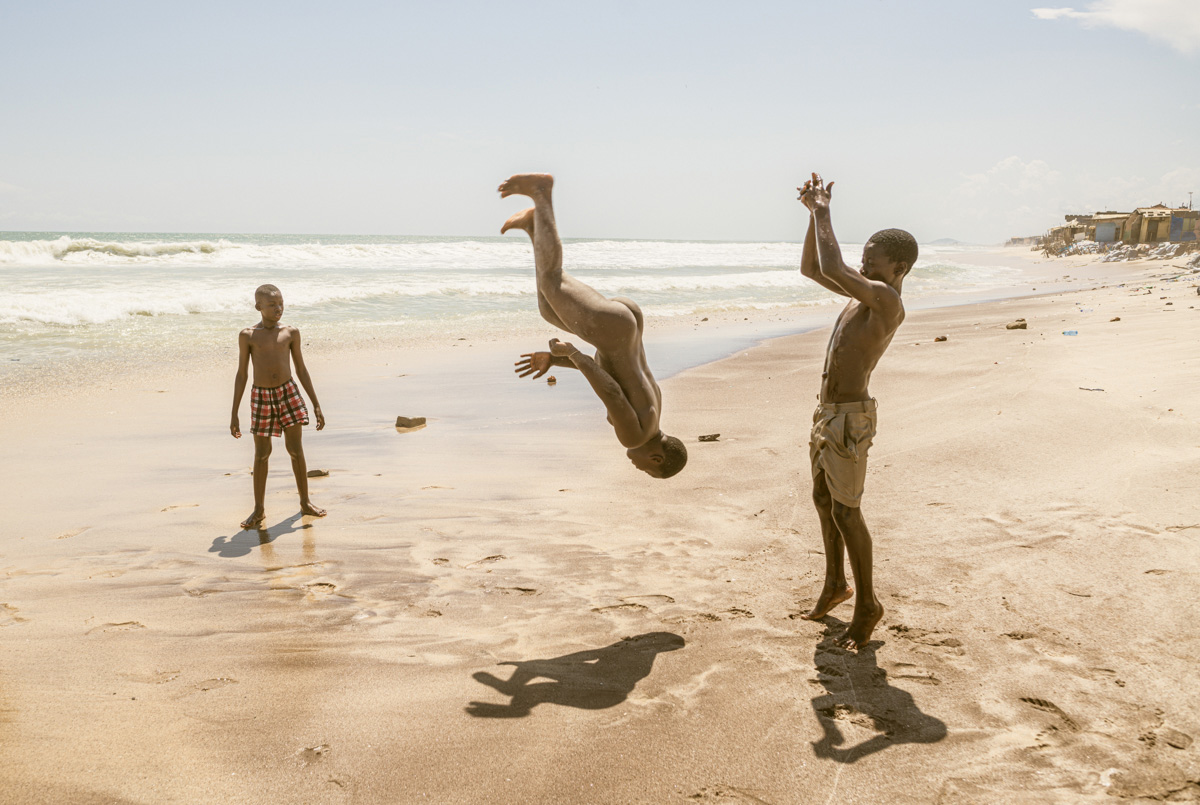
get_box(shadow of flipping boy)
[230,284,327,529]
[466,632,685,718]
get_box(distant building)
[1092,212,1131,243]
[1122,204,1197,244]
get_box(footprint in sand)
[592,603,648,613]
[1019,697,1080,731]
[305,582,339,599]
[421,485,453,491]
[1003,631,1035,640]
[160,503,199,512]
[87,621,146,635]
[887,624,962,648]
[688,785,774,804]
[496,587,537,596]
[1,603,28,626]
[194,677,238,692]
[298,744,331,765]
[724,608,754,619]
[1144,569,1171,575]
[621,595,675,607]
[55,526,91,540]
[464,555,506,569]
[431,558,450,566]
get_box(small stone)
[701,317,708,321]
[1110,317,1120,322]
[306,469,329,478]
[1161,728,1193,750]
[934,335,948,342]
[698,433,720,442]
[546,376,557,385]
[395,416,427,429]
[1005,320,1027,330]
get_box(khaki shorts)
[809,399,877,508]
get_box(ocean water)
[0,232,1019,369]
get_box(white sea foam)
[0,234,1021,363]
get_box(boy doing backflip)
[796,174,917,650]
[499,173,686,479]
[230,284,327,529]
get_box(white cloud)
[0,180,24,194]
[1032,1,1200,54]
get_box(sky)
[1,0,1197,243]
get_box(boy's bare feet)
[801,584,854,620]
[500,207,536,236]
[498,173,553,199]
[300,502,327,518]
[836,600,884,651]
[240,510,265,530]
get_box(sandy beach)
[3,249,1199,804]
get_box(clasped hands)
[798,172,834,213]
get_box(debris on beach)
[1079,387,1105,392]
[395,416,427,431]
[698,433,720,442]
[1110,317,1121,322]
[546,375,557,385]
[306,469,329,478]
[934,335,948,342]
[1006,319,1027,330]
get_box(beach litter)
[395,416,427,431]
[306,469,329,478]
[1006,319,1027,330]
[698,433,720,442]
[934,335,948,342]
[1110,317,1121,322]
[1079,387,1105,392]
[546,375,557,385]
[1063,330,1078,336]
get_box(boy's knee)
[254,443,272,460]
[831,501,861,527]
[811,485,832,509]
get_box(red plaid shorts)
[250,378,309,437]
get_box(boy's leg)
[830,501,884,650]
[501,207,570,332]
[283,424,326,517]
[499,174,636,350]
[241,435,273,529]
[802,468,853,620]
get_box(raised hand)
[798,172,834,212]
[514,351,553,379]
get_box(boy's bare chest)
[248,328,294,368]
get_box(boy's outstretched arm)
[798,195,850,297]
[290,328,325,430]
[231,329,251,438]
[549,338,647,448]
[801,173,902,319]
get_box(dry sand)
[2,251,1199,803]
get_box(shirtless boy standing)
[230,284,327,529]
[796,174,917,650]
[498,173,686,478]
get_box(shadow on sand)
[208,513,311,558]
[810,619,947,762]
[466,632,685,718]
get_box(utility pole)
[1189,191,1194,210]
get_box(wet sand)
[2,249,1199,803]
